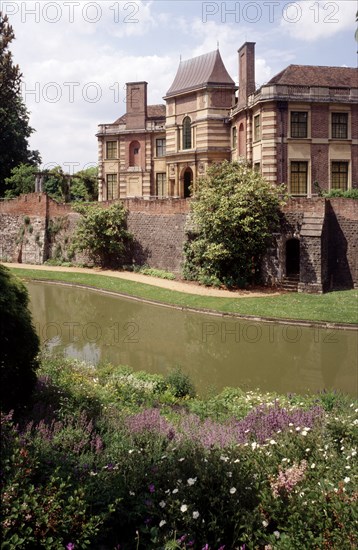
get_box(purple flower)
[202,545,209,550]
[66,544,75,550]
[149,483,155,493]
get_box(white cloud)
[280,0,356,42]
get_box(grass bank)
[2,356,357,549]
[10,266,358,325]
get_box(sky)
[2,0,357,173]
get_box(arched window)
[238,123,245,156]
[182,117,192,150]
[129,140,141,167]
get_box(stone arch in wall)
[129,140,141,167]
[182,167,193,198]
[285,238,300,276]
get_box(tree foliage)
[71,202,133,267]
[0,265,39,411]
[4,163,37,198]
[183,161,286,287]
[0,12,40,196]
[4,164,98,202]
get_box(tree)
[70,167,98,202]
[0,264,39,411]
[70,202,133,267]
[4,163,37,198]
[183,161,286,287]
[0,12,41,196]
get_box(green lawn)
[9,267,358,325]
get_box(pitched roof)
[165,50,236,97]
[267,65,357,88]
[113,104,166,124]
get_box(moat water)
[27,281,358,397]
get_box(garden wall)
[0,194,356,289]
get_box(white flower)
[159,500,166,508]
[128,449,134,454]
[269,439,276,445]
[179,457,185,462]
[187,477,197,486]
[229,487,237,494]
[129,491,135,496]
[296,426,301,431]
[262,520,269,528]
[344,477,350,483]
[159,520,166,527]
[311,463,316,469]
[251,442,257,450]
[172,488,178,494]
[180,504,188,512]
[301,430,308,436]
[274,530,280,539]
[220,455,229,462]
[192,511,200,519]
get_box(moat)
[28,281,358,396]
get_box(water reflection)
[27,282,358,396]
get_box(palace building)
[96,43,358,201]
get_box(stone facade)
[98,43,357,200]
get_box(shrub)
[0,265,39,411]
[183,161,286,287]
[70,203,133,267]
[165,367,196,398]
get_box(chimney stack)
[238,42,255,107]
[125,81,148,129]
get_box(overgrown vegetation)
[5,163,98,201]
[0,265,39,411]
[1,355,357,549]
[183,161,286,288]
[70,202,133,267]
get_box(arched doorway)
[183,167,192,198]
[286,238,300,276]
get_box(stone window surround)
[289,159,311,196]
[330,109,351,140]
[106,140,117,160]
[330,160,351,191]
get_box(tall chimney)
[238,42,255,107]
[125,81,148,129]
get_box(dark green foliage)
[0,265,39,410]
[70,166,98,201]
[70,202,133,267]
[323,188,358,199]
[165,367,196,398]
[4,163,38,198]
[0,13,40,196]
[184,161,286,287]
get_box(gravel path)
[5,262,282,298]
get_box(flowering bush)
[1,357,357,549]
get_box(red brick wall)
[311,144,329,191]
[311,104,329,138]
